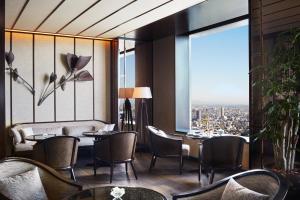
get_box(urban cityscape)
[191,104,249,136]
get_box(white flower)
[110,187,125,199]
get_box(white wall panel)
[75,39,93,120]
[12,33,33,124]
[38,0,98,33]
[5,0,27,28]
[34,35,55,122]
[14,0,62,30]
[5,32,11,127]
[94,40,110,121]
[55,37,75,121]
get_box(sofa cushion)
[32,127,63,136]
[14,141,36,152]
[11,129,22,144]
[78,137,94,147]
[20,128,34,143]
[0,167,48,200]
[64,126,94,137]
[221,178,269,200]
[96,124,115,131]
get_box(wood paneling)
[135,41,153,125]
[11,33,33,124]
[75,39,93,120]
[34,35,55,122]
[153,36,175,133]
[55,36,75,121]
[94,40,111,121]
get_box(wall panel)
[55,37,75,121]
[34,35,55,122]
[75,39,93,120]
[11,33,33,124]
[94,40,111,121]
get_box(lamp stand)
[136,98,149,151]
[121,98,133,131]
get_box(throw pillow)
[20,127,34,143]
[102,124,115,131]
[0,167,48,200]
[221,178,269,200]
[157,130,167,137]
[64,126,94,137]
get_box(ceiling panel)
[37,0,99,33]
[5,0,27,28]
[103,0,206,38]
[80,0,170,37]
[14,0,63,30]
[59,0,134,35]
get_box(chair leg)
[70,168,76,181]
[93,159,97,176]
[149,155,155,172]
[110,163,114,183]
[179,155,183,175]
[209,169,215,184]
[125,162,128,175]
[152,156,157,167]
[198,161,201,182]
[130,161,138,180]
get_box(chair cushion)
[221,178,269,200]
[0,167,48,200]
[78,137,94,146]
[182,144,190,156]
[14,141,36,152]
[64,126,94,137]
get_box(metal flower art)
[38,53,92,106]
[5,50,35,94]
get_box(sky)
[190,24,249,106]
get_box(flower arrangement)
[110,187,125,199]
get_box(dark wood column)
[0,0,5,158]
[110,39,119,128]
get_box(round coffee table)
[64,186,167,200]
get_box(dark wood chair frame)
[173,169,289,200]
[34,136,80,181]
[198,136,245,184]
[93,131,138,183]
[147,126,184,175]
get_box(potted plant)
[254,28,300,172]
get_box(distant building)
[220,106,224,118]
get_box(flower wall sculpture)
[5,50,35,94]
[38,53,93,106]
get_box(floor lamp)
[133,87,152,150]
[119,88,134,131]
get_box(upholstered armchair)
[93,131,138,183]
[33,136,80,181]
[173,169,288,200]
[0,157,82,200]
[146,126,190,174]
[199,136,246,184]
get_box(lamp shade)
[118,88,134,98]
[132,87,152,99]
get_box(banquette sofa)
[9,120,109,157]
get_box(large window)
[118,40,136,126]
[190,20,249,136]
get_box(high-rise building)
[220,106,225,118]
